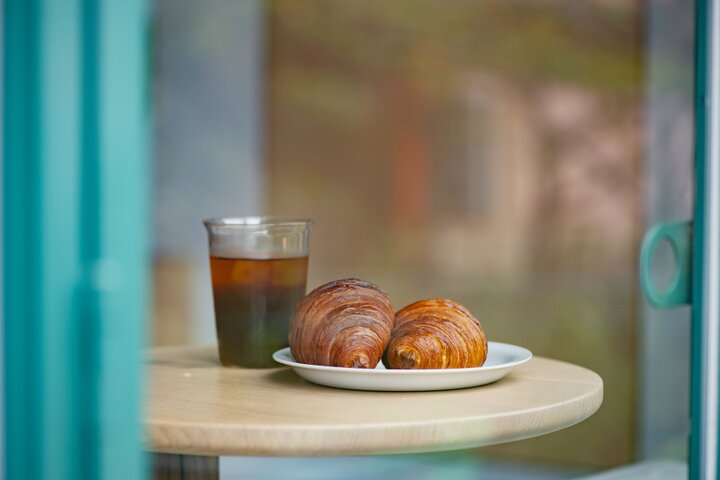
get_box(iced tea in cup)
[203,217,312,367]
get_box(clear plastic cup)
[203,217,312,367]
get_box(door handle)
[639,221,692,308]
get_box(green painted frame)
[691,0,720,478]
[3,0,149,479]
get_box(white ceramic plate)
[272,342,532,392]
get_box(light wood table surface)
[145,345,602,478]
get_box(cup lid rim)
[203,216,314,228]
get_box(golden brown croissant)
[289,278,394,368]
[384,299,488,369]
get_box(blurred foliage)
[267,0,645,469]
[270,0,643,97]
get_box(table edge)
[145,370,603,456]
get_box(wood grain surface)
[145,346,602,456]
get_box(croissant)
[384,299,488,369]
[289,278,394,368]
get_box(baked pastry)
[289,278,394,368]
[384,299,487,369]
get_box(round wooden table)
[145,346,603,478]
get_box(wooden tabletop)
[145,346,603,457]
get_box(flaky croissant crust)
[384,299,488,369]
[289,278,394,368]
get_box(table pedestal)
[152,453,218,480]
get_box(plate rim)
[272,341,532,374]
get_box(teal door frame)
[3,0,149,479]
[692,0,720,478]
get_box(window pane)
[151,0,693,476]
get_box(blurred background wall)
[152,0,266,345]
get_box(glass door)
[640,0,695,471]
[149,1,718,478]
[7,0,718,479]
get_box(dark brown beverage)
[209,255,308,367]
